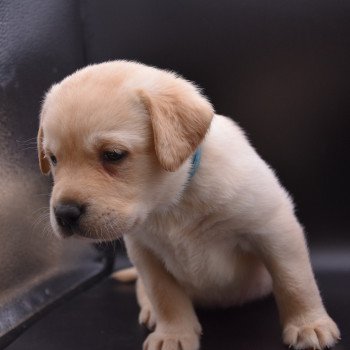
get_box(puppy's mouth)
[59,226,84,239]
[55,224,122,241]
[51,212,131,241]
[53,221,88,239]
[59,227,75,238]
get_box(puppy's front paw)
[139,304,156,330]
[283,313,340,349]
[143,330,200,350]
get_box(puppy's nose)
[54,202,84,229]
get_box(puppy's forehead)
[42,71,150,152]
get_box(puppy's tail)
[111,266,138,283]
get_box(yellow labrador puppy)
[37,61,340,350]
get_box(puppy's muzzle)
[54,202,84,235]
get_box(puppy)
[37,61,340,350]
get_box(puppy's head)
[37,61,214,240]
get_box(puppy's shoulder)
[207,114,252,151]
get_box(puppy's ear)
[139,76,214,171]
[37,124,50,175]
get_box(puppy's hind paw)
[139,305,156,330]
[283,314,340,349]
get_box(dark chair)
[1,1,349,349]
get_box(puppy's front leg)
[125,237,201,350]
[251,216,340,349]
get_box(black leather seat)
[1,1,349,349]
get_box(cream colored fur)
[38,60,340,350]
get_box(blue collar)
[189,148,202,179]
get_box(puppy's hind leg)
[137,277,156,330]
[111,266,138,282]
[111,267,156,329]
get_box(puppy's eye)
[50,155,57,165]
[102,150,127,162]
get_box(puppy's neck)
[188,148,202,180]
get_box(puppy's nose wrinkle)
[54,202,83,229]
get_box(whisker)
[17,140,37,144]
[32,212,50,230]
[18,146,38,151]
[34,193,51,197]
[32,206,50,215]
[41,222,52,239]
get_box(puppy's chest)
[140,214,239,289]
